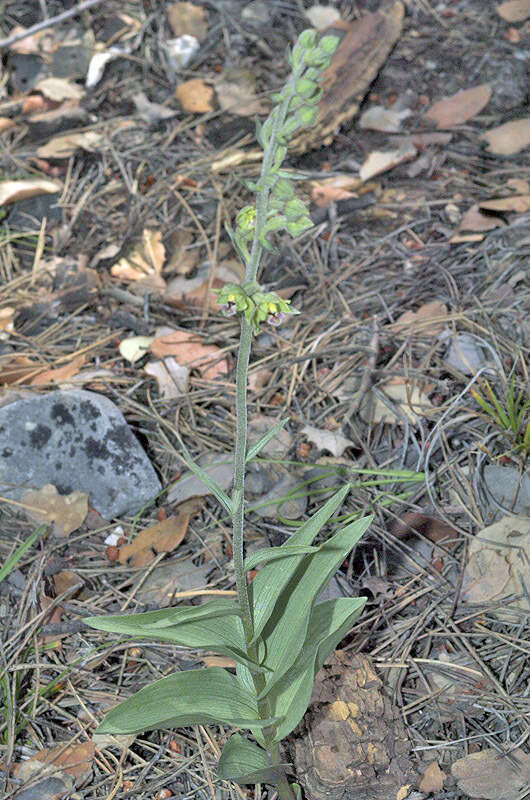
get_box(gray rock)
[479,465,530,524]
[0,390,161,519]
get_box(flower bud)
[295,77,319,98]
[296,105,318,126]
[298,29,318,49]
[272,178,295,200]
[318,35,340,55]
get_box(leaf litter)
[1,1,529,797]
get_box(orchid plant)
[85,29,370,800]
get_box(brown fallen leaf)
[392,300,448,338]
[201,655,237,668]
[496,0,530,21]
[53,569,82,597]
[149,327,229,380]
[0,117,16,133]
[424,84,491,128]
[389,512,458,545]
[37,130,103,159]
[29,354,86,385]
[175,78,214,113]
[14,741,95,788]
[110,229,166,291]
[479,195,530,212]
[22,484,88,537]
[301,424,353,457]
[167,2,208,39]
[0,355,43,385]
[164,259,243,309]
[164,229,200,276]
[118,499,201,567]
[144,358,190,398]
[506,177,530,193]
[452,748,530,800]
[455,203,506,233]
[461,516,530,610]
[215,68,264,116]
[0,177,61,207]
[359,141,417,181]
[481,117,530,155]
[419,761,446,794]
[0,306,15,332]
[310,175,361,207]
[357,378,433,425]
[35,77,84,102]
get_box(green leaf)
[0,525,46,585]
[95,667,277,736]
[244,545,319,572]
[246,418,289,463]
[179,451,232,514]
[249,485,351,641]
[85,599,266,673]
[217,734,280,784]
[266,597,366,741]
[255,515,372,692]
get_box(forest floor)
[0,1,529,799]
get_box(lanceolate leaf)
[243,545,318,572]
[180,451,232,514]
[249,485,351,641]
[266,597,366,742]
[85,600,264,673]
[218,734,281,785]
[256,515,371,692]
[246,418,288,463]
[96,667,279,735]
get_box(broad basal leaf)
[85,599,263,672]
[256,515,371,692]
[266,597,366,742]
[249,485,351,641]
[218,734,281,785]
[96,667,276,735]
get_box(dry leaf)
[20,741,95,788]
[456,203,506,233]
[175,78,214,113]
[37,130,103,159]
[53,569,82,597]
[359,105,410,132]
[133,91,178,123]
[22,484,88,537]
[310,175,361,207]
[392,300,448,338]
[164,229,201,276]
[201,655,237,668]
[248,367,273,392]
[481,117,530,155]
[0,117,15,133]
[111,229,166,290]
[506,177,530,193]
[461,516,530,610]
[118,499,201,567]
[119,335,154,363]
[215,69,263,116]
[0,306,15,332]
[144,358,190,398]
[0,178,61,207]
[424,84,491,128]
[35,77,84,101]
[452,748,530,800]
[305,4,341,28]
[301,424,353,457]
[149,327,228,380]
[167,2,208,39]
[0,355,43,385]
[496,0,530,21]
[358,378,433,425]
[419,761,446,794]
[29,354,86,385]
[359,142,416,181]
[479,195,530,212]
[164,260,242,309]
[389,512,458,544]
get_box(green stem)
[232,316,254,643]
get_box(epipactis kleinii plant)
[85,29,371,800]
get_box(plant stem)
[232,316,254,642]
